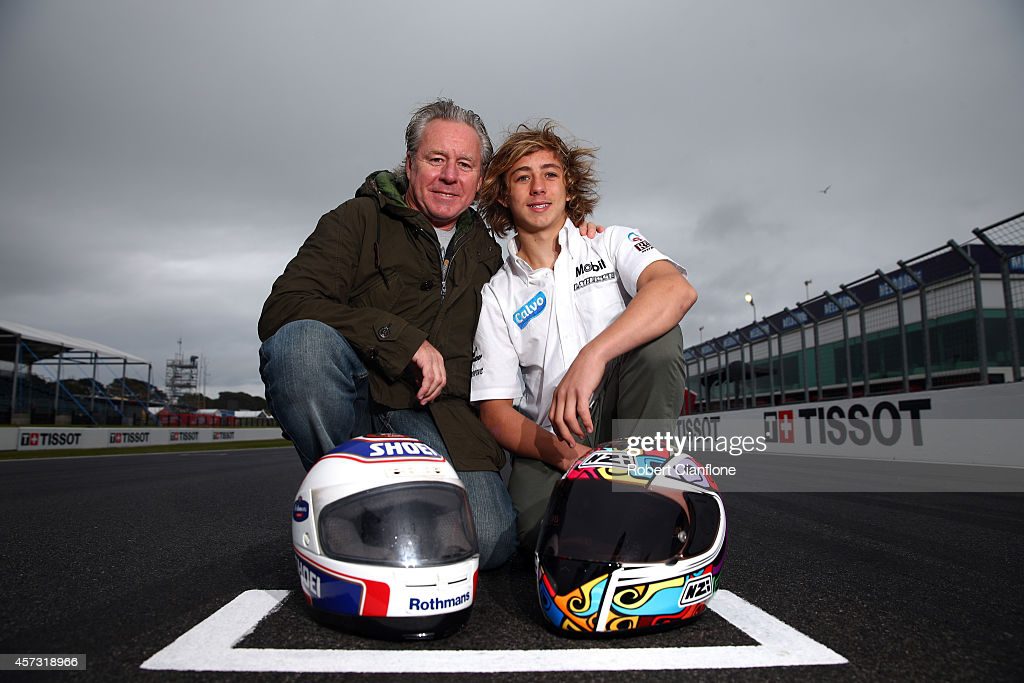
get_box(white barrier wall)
[0,427,282,452]
[676,382,1024,468]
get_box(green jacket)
[258,171,505,471]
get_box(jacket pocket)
[349,266,402,310]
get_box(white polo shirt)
[471,220,685,431]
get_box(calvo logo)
[512,291,547,329]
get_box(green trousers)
[508,326,686,553]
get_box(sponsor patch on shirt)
[628,230,653,253]
[574,258,607,278]
[573,257,617,291]
[574,272,617,291]
[471,346,484,376]
[512,291,547,329]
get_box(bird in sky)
[819,184,831,194]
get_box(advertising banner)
[675,382,1023,467]
[3,428,281,452]
[615,382,1024,492]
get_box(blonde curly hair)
[478,121,599,237]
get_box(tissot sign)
[20,431,84,448]
[4,427,280,451]
[109,431,152,445]
[763,399,931,447]
[678,382,1024,468]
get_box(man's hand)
[548,348,608,445]
[410,340,446,404]
[478,398,594,473]
[578,221,605,238]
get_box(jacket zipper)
[419,228,447,300]
[423,226,470,303]
[441,230,472,302]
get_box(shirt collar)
[506,219,579,282]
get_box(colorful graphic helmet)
[292,434,479,640]
[536,439,727,635]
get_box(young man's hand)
[577,221,605,238]
[548,347,608,445]
[547,262,696,443]
[411,340,446,404]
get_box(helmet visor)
[318,482,478,567]
[538,478,689,564]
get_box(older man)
[258,99,516,568]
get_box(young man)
[471,122,698,550]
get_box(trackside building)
[678,211,1024,468]
[685,211,1023,410]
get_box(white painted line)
[141,589,847,673]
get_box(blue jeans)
[259,320,516,570]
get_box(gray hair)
[394,99,493,185]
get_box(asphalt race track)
[1,447,1021,681]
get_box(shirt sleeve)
[605,225,687,298]
[470,284,523,403]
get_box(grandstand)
[683,211,1024,413]
[0,321,156,426]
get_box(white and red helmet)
[292,434,479,640]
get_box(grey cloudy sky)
[1,0,1021,397]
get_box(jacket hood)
[357,170,407,207]
[356,170,480,233]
